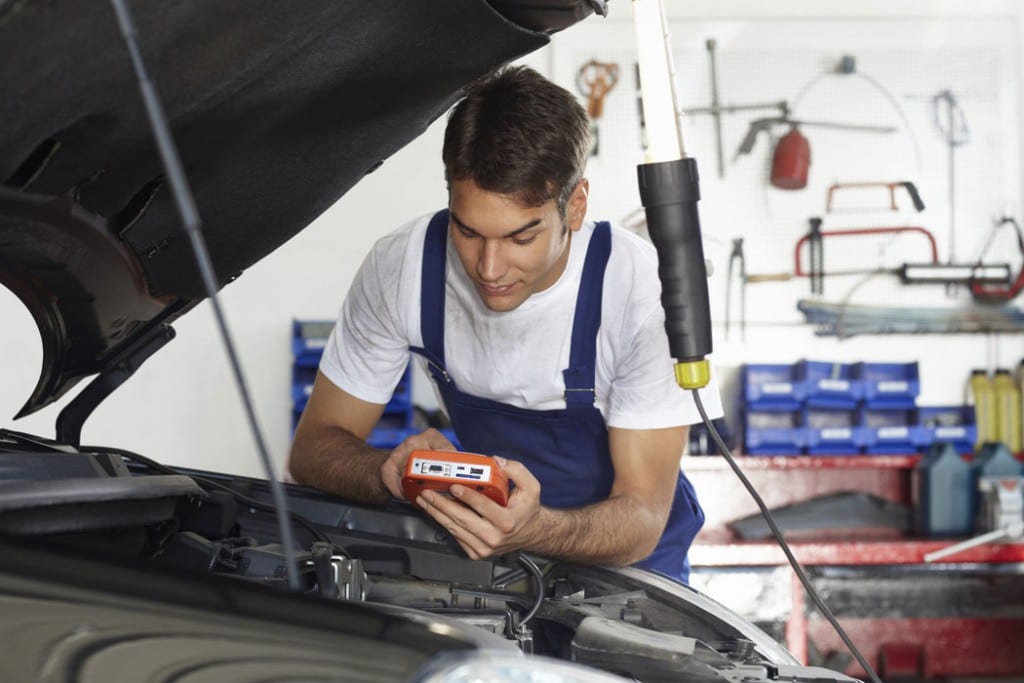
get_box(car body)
[0,1,858,681]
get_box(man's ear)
[567,178,589,233]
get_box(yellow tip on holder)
[674,359,710,390]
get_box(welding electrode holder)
[638,157,712,390]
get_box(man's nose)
[477,240,507,282]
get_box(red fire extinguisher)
[771,126,811,190]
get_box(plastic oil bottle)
[969,442,1023,523]
[913,442,972,536]
[1018,359,1024,448]
[969,369,997,451]
[993,368,1022,453]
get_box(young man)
[289,66,721,583]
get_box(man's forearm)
[525,495,667,567]
[289,426,391,504]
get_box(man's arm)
[289,371,392,503]
[290,371,458,504]
[415,424,688,566]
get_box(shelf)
[690,533,1024,567]
[684,452,1024,471]
[684,454,921,471]
[685,452,1024,568]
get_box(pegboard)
[549,15,1021,320]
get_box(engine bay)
[0,430,855,682]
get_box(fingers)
[449,484,515,533]
[495,457,541,504]
[381,429,458,501]
[451,457,541,532]
[402,428,456,453]
[417,490,493,559]
[414,471,541,560]
[381,449,407,499]
[407,456,542,560]
[422,427,456,451]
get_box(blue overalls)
[409,210,704,583]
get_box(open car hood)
[0,0,603,417]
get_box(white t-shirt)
[320,212,723,430]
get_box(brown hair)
[442,65,590,218]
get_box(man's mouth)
[479,282,517,297]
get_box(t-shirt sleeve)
[319,232,413,405]
[606,308,724,430]
[605,236,724,430]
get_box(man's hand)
[415,457,543,559]
[414,427,687,567]
[382,428,457,500]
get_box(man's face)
[448,178,589,312]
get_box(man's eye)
[456,226,478,239]
[511,234,537,245]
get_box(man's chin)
[480,296,521,312]
[475,285,525,312]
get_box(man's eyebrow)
[450,212,543,238]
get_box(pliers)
[725,237,746,340]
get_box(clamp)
[724,237,746,340]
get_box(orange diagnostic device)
[402,450,509,506]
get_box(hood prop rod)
[107,0,301,591]
[57,324,174,449]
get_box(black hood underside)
[0,0,601,416]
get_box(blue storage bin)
[804,428,862,454]
[743,363,803,410]
[744,409,803,455]
[367,427,419,450]
[291,318,417,438]
[803,406,862,454]
[292,319,334,367]
[291,364,317,408]
[860,406,917,454]
[368,427,461,452]
[797,360,859,409]
[292,362,413,415]
[853,361,919,409]
[913,405,977,453]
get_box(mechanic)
[288,66,721,583]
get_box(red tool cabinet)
[686,454,1024,679]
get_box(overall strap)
[563,221,612,406]
[417,209,450,370]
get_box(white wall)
[1,1,1022,477]
[556,0,1024,433]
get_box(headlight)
[412,651,626,683]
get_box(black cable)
[691,390,883,683]
[517,554,545,627]
[855,71,922,171]
[792,70,922,173]
[82,443,332,546]
[106,0,300,590]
